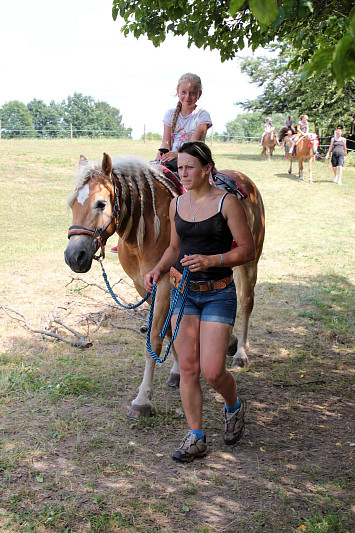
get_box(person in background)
[282,129,293,159]
[326,126,347,185]
[288,114,309,155]
[144,141,255,463]
[260,117,274,146]
[286,116,292,129]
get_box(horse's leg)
[288,155,292,174]
[128,354,157,419]
[299,160,304,181]
[166,344,180,388]
[309,158,313,183]
[128,276,171,419]
[231,262,257,368]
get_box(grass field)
[0,138,354,532]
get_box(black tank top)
[333,137,345,156]
[174,193,233,282]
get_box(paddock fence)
[0,122,354,153]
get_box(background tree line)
[0,93,132,138]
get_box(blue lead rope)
[100,259,151,309]
[146,267,191,363]
[99,257,190,363]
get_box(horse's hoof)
[166,373,180,388]
[127,405,152,419]
[231,355,249,369]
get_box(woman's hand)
[144,268,162,292]
[180,254,213,272]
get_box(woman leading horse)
[64,151,265,419]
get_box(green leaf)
[229,0,245,17]
[332,32,355,87]
[36,475,44,483]
[112,4,119,21]
[249,0,278,26]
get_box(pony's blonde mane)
[67,157,177,250]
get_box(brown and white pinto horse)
[279,127,319,182]
[64,153,265,419]
[261,132,277,159]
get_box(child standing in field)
[156,73,212,172]
[282,129,293,159]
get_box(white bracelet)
[219,253,224,265]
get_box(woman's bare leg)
[171,314,203,429]
[199,322,237,406]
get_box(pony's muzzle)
[64,236,97,273]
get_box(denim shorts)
[171,281,237,325]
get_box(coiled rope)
[100,258,190,363]
[146,267,191,363]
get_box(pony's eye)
[95,200,106,210]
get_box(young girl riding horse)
[156,73,212,173]
[289,114,309,155]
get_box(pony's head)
[309,134,319,154]
[65,153,176,273]
[65,153,118,272]
[278,126,289,142]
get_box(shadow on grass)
[0,273,354,532]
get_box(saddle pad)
[213,172,248,200]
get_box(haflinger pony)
[261,132,277,159]
[279,126,319,182]
[65,153,265,419]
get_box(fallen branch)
[0,303,92,348]
[111,323,145,336]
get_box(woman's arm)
[144,200,181,291]
[344,139,347,155]
[156,124,173,161]
[326,138,334,158]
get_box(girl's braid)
[170,101,182,149]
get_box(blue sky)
[1,0,262,138]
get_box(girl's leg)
[199,322,237,405]
[337,165,343,184]
[171,314,203,430]
[199,321,246,445]
[332,165,337,182]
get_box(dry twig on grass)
[0,303,93,348]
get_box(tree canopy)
[0,101,35,137]
[237,53,355,137]
[112,0,355,87]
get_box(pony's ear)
[79,155,88,166]
[102,153,112,176]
